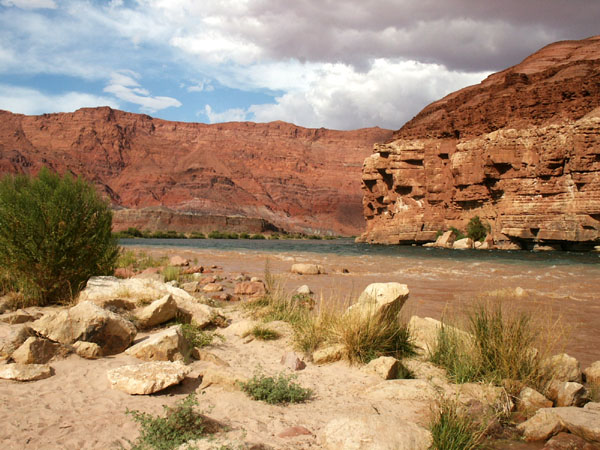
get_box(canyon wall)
[0,108,392,236]
[359,36,600,249]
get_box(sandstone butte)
[358,35,600,250]
[0,108,392,236]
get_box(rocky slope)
[359,36,600,249]
[0,108,392,235]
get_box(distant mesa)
[359,35,600,250]
[0,107,392,236]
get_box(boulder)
[31,301,136,355]
[234,281,266,296]
[125,326,190,362]
[321,415,431,450]
[291,263,325,275]
[542,432,599,450]
[452,238,474,249]
[542,353,582,382]
[169,256,189,266]
[177,302,223,329]
[73,341,102,359]
[136,294,178,328]
[0,363,53,381]
[364,356,399,380]
[351,282,409,318]
[180,281,199,293]
[434,230,456,248]
[296,285,312,295]
[281,352,306,371]
[313,344,345,364]
[518,407,600,442]
[547,381,588,407]
[584,361,600,385]
[107,361,190,394]
[0,324,35,358]
[10,337,64,364]
[518,387,553,413]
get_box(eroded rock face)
[0,108,392,236]
[359,36,600,248]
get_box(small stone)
[547,381,588,407]
[542,353,582,382]
[296,285,312,295]
[202,283,223,292]
[11,337,63,364]
[198,367,248,391]
[250,277,261,283]
[0,310,39,324]
[364,356,399,380]
[107,361,190,395]
[281,352,306,371]
[180,281,200,293]
[73,341,102,359]
[191,349,230,367]
[0,363,53,381]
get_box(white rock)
[296,285,312,295]
[73,341,102,359]
[542,353,582,382]
[0,363,53,381]
[434,230,456,248]
[547,380,588,407]
[126,326,190,362]
[291,263,324,275]
[352,282,409,318]
[518,407,600,442]
[136,294,178,328]
[107,361,190,395]
[518,387,553,413]
[452,237,473,249]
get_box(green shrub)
[239,232,250,239]
[126,394,213,450]
[0,168,118,305]
[449,226,466,240]
[429,398,483,450]
[245,325,280,341]
[181,322,221,349]
[249,234,266,240]
[466,216,490,242]
[208,230,225,239]
[189,232,206,239]
[240,371,312,404]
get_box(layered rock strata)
[0,108,392,236]
[359,36,600,248]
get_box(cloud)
[186,79,215,92]
[0,0,56,9]
[0,84,118,115]
[204,104,248,123]
[103,71,182,113]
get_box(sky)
[0,1,598,131]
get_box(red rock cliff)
[0,108,392,235]
[359,36,600,249]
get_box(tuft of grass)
[116,250,167,271]
[162,266,181,283]
[396,361,415,379]
[332,307,416,364]
[126,394,216,450]
[245,325,280,341]
[239,371,312,404]
[181,322,222,349]
[429,398,484,450]
[430,296,561,393]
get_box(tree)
[466,216,490,242]
[0,167,118,305]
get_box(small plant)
[245,325,280,341]
[163,266,181,283]
[0,168,118,305]
[449,226,466,240]
[395,361,415,379]
[181,322,221,349]
[466,216,490,242]
[116,250,166,271]
[240,371,312,404]
[429,398,484,450]
[126,394,214,450]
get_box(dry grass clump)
[116,249,167,272]
[429,397,487,450]
[246,267,415,364]
[430,292,566,393]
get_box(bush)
[162,266,181,283]
[449,226,466,240]
[245,324,280,341]
[126,394,214,450]
[181,322,221,349]
[0,168,118,305]
[466,216,490,242]
[240,371,312,404]
[429,398,484,450]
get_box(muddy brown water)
[125,239,600,368]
